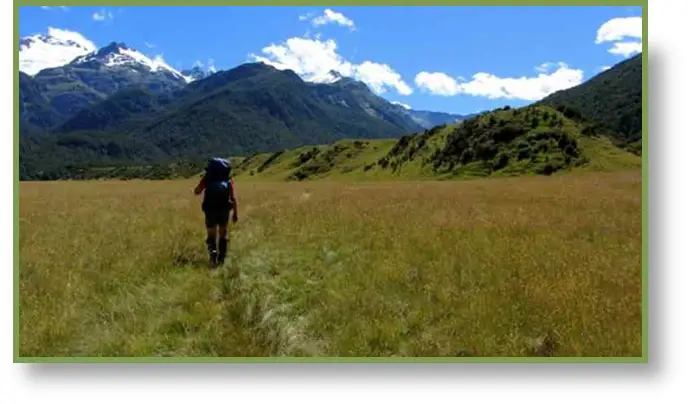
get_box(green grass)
[231,106,641,183]
[18,169,642,357]
[21,105,641,183]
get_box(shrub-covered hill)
[26,105,639,182]
[540,53,642,154]
[232,105,641,182]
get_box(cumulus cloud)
[595,16,642,57]
[93,8,114,22]
[414,62,584,101]
[414,72,463,97]
[310,9,356,31]
[607,41,643,57]
[599,65,612,72]
[250,36,412,96]
[595,16,642,43]
[207,58,217,73]
[354,61,412,95]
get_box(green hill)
[20,63,429,180]
[23,104,640,182]
[55,87,169,134]
[131,64,422,159]
[19,72,65,129]
[540,54,642,153]
[19,53,642,181]
[233,105,641,182]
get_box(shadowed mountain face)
[19,62,432,179]
[540,53,642,151]
[22,41,188,120]
[18,34,642,180]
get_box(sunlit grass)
[18,170,642,357]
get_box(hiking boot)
[209,249,219,269]
[207,235,218,270]
[218,238,228,266]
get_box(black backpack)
[203,158,233,206]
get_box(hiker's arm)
[194,176,206,195]
[230,178,238,222]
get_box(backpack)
[203,158,233,207]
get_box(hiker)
[194,157,238,268]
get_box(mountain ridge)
[17,31,642,180]
[540,53,642,153]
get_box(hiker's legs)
[217,226,227,265]
[206,226,218,262]
[204,211,219,264]
[217,210,230,265]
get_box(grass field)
[18,170,642,357]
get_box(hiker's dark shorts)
[204,209,230,228]
[202,196,233,228]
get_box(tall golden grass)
[18,170,642,357]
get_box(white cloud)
[392,101,411,110]
[311,9,356,31]
[595,16,642,44]
[535,62,556,73]
[93,9,114,22]
[40,6,69,11]
[249,36,412,96]
[595,16,642,58]
[355,61,412,95]
[599,65,612,72]
[415,62,584,101]
[207,58,217,73]
[414,72,464,97]
[607,41,642,57]
[144,41,156,49]
[191,59,217,73]
[299,12,315,21]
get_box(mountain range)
[17,31,641,180]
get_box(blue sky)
[19,6,642,115]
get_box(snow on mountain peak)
[391,101,411,110]
[73,42,186,81]
[19,27,97,75]
[316,69,344,84]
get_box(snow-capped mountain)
[391,101,411,110]
[72,42,189,82]
[318,69,345,84]
[23,40,189,118]
[19,27,97,75]
[18,30,469,136]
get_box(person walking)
[194,157,238,269]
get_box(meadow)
[18,170,642,357]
